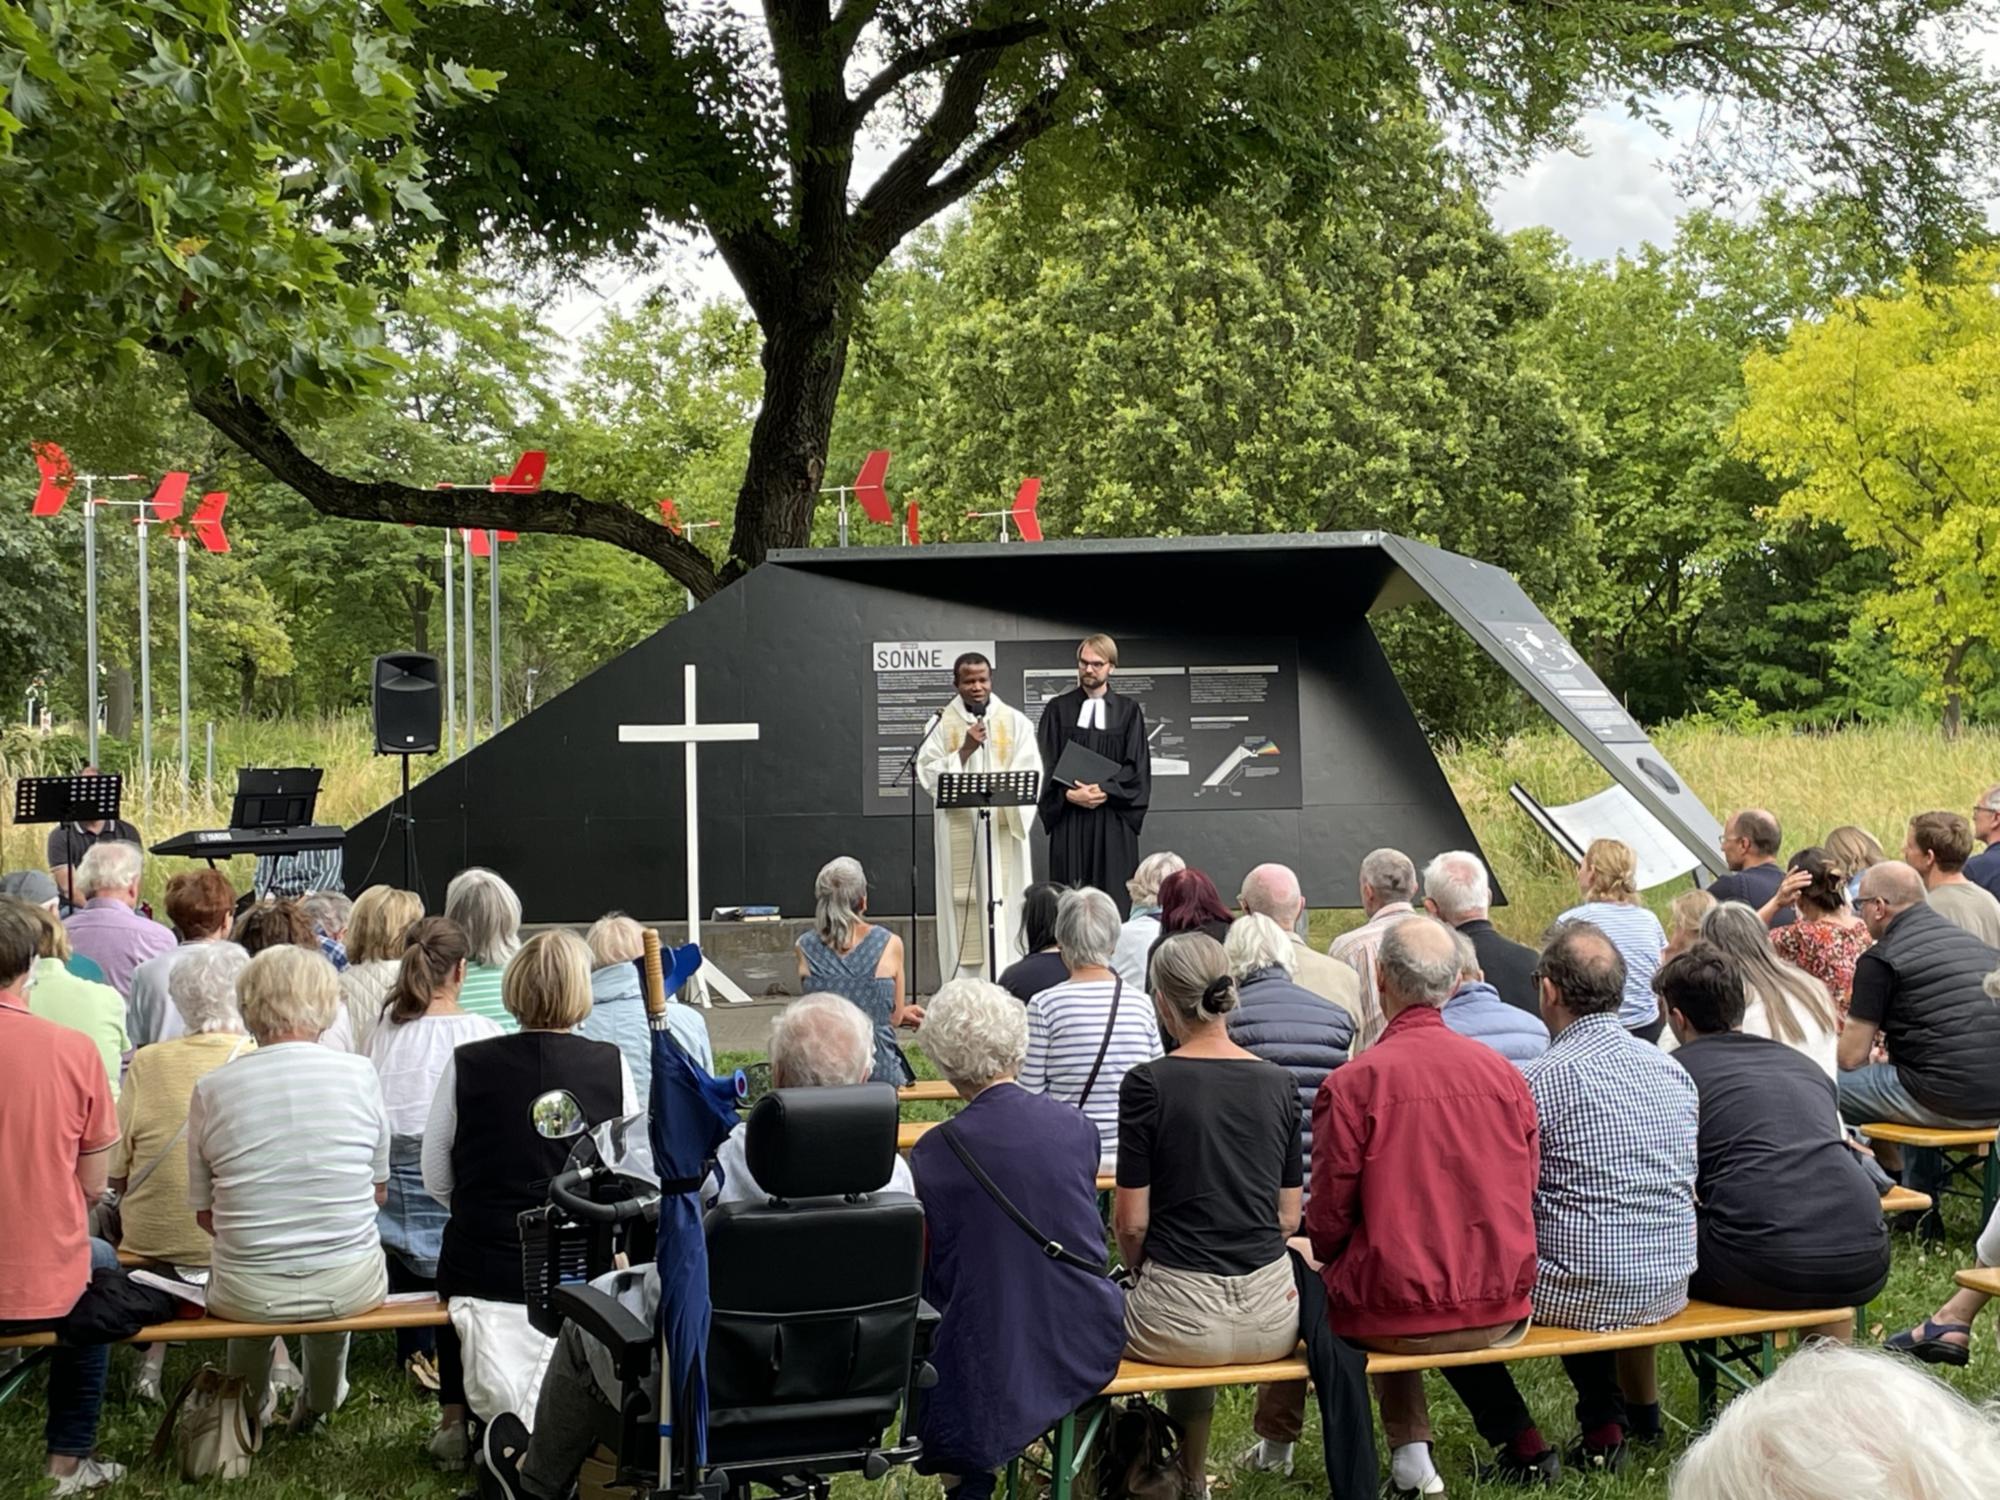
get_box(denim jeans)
[0,1237,120,1456]
[1836,1063,1998,1199]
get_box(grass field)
[7,716,2000,1495]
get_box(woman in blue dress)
[795,856,920,1084]
[909,978,1126,1499]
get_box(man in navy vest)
[1838,860,2000,1204]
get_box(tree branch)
[846,15,1056,131]
[187,383,725,598]
[855,76,1076,269]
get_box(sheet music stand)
[936,770,1041,981]
[13,774,124,826]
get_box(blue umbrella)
[648,942,742,1475]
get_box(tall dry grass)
[0,716,421,900]
[3,714,1993,934]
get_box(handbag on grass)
[150,1364,262,1481]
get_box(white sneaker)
[428,1421,471,1473]
[49,1457,126,1495]
[1233,1440,1294,1478]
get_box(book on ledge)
[711,905,782,922]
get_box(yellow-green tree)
[1735,253,2000,735]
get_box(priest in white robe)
[917,652,1042,982]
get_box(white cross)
[618,663,761,1007]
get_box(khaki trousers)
[1126,1257,1299,1421]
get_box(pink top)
[0,997,118,1319]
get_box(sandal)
[1884,1318,1972,1367]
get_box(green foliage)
[1517,199,1908,724]
[0,0,497,416]
[1736,250,2000,733]
[835,118,1593,729]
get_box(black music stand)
[231,767,322,832]
[13,774,124,827]
[935,769,1041,981]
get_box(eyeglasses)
[1857,895,1891,911]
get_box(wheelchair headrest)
[744,1083,900,1200]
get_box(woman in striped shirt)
[1558,839,1668,1043]
[1018,887,1162,1171]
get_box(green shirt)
[458,960,518,1034]
[30,956,130,1099]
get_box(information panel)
[1013,638,1302,814]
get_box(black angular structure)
[345,532,1724,922]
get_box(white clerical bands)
[1078,697,1106,730]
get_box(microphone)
[968,698,988,719]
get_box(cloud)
[1485,108,1692,261]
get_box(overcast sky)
[548,102,1711,345]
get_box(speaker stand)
[396,753,415,890]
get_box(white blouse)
[368,1011,503,1136]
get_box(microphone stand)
[893,708,945,1003]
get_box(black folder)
[1052,740,1120,788]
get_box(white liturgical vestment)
[917,694,1042,981]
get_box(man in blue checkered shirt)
[1442,921,1698,1482]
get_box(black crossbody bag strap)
[1075,975,1122,1115]
[938,1124,1110,1277]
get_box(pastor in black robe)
[1035,686,1150,915]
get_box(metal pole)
[442,531,457,759]
[137,516,153,771]
[83,478,99,764]
[177,537,190,782]
[205,720,214,786]
[684,663,706,1007]
[463,534,477,749]
[487,531,500,737]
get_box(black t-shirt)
[999,949,1070,1003]
[46,819,141,870]
[1116,1055,1302,1276]
[1673,1031,1884,1263]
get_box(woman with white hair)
[445,867,523,1033]
[1019,887,1163,1171]
[111,942,255,1270]
[583,912,714,1101]
[1671,1343,2000,1500]
[190,944,391,1434]
[1700,901,1840,1078]
[796,856,918,1085]
[908,980,1126,1500]
[1224,913,1354,1183]
[1111,851,1185,993]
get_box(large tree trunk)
[105,667,133,741]
[1943,638,1971,740]
[727,307,850,577]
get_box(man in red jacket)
[1307,915,1544,1497]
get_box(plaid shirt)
[1522,1012,1698,1331]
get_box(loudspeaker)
[373,652,442,754]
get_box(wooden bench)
[1881,1185,1934,1215]
[1018,1300,1853,1500]
[1953,1265,2000,1297]
[1857,1123,1999,1226]
[0,1295,449,1352]
[898,1081,959,1104]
